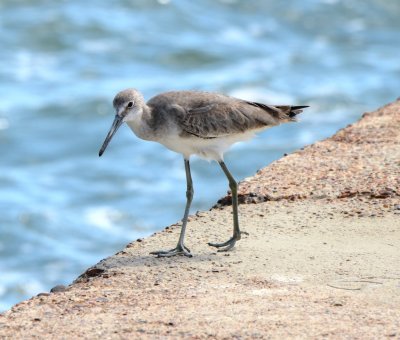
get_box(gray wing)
[147,91,307,139]
[176,101,296,139]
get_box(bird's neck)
[126,104,156,141]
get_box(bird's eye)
[127,101,134,108]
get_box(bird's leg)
[208,161,246,252]
[150,159,193,258]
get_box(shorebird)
[99,88,308,257]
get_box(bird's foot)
[208,231,247,252]
[150,244,192,258]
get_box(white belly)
[126,115,266,161]
[158,130,258,161]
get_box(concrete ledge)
[1,100,399,339]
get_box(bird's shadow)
[74,248,225,283]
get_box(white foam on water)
[80,39,118,53]
[84,206,124,231]
[13,50,58,82]
[0,117,9,130]
[0,285,5,297]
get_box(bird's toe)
[208,237,237,251]
[150,245,192,258]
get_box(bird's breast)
[126,116,157,142]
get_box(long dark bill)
[99,115,124,157]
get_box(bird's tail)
[288,105,309,118]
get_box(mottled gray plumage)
[99,88,308,257]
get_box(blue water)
[1,0,399,311]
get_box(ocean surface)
[1,0,399,311]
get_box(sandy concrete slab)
[0,100,399,339]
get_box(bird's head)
[99,88,145,157]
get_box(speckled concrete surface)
[0,100,399,339]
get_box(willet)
[99,89,308,257]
